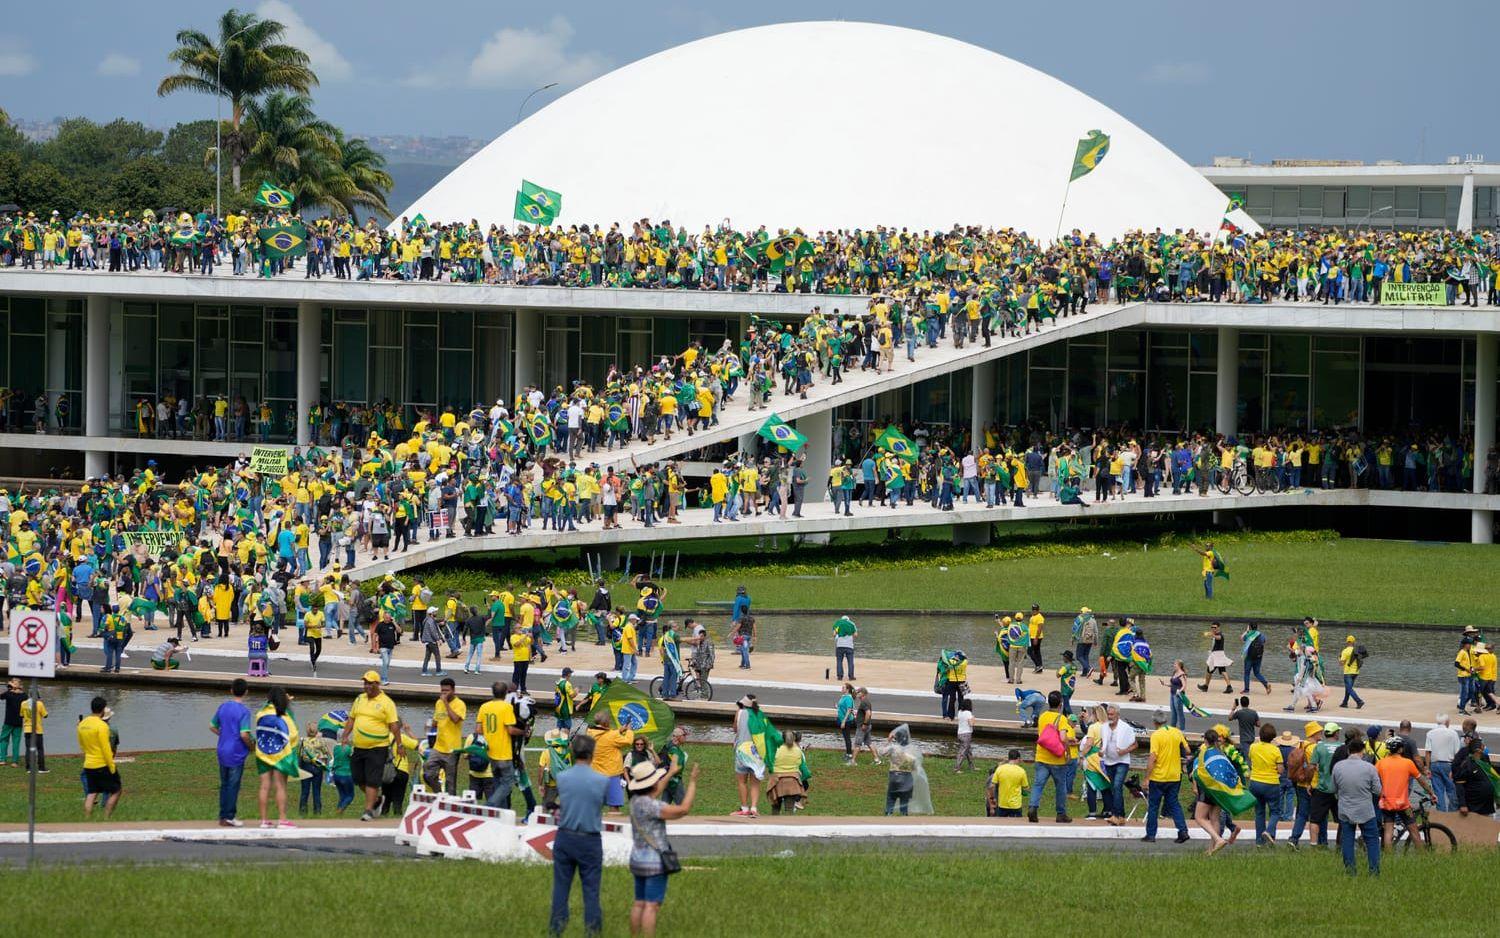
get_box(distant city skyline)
[1,0,1494,165]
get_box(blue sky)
[1,0,1493,164]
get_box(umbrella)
[0,203,20,213]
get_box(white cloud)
[0,39,36,77]
[258,0,352,81]
[1143,62,1210,85]
[97,53,141,77]
[466,16,610,90]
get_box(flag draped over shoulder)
[1194,746,1254,814]
[1177,690,1210,719]
[874,425,918,462]
[1130,637,1153,674]
[1211,549,1229,580]
[255,181,295,208]
[588,680,675,746]
[1070,129,1111,181]
[741,707,806,783]
[757,414,807,452]
[254,704,301,777]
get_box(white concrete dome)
[402,21,1232,239]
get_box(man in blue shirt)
[551,734,610,936]
[208,678,253,827]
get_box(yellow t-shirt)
[588,726,633,777]
[349,692,399,749]
[1339,645,1360,675]
[78,714,114,771]
[511,632,533,663]
[621,622,638,656]
[303,609,325,639]
[772,744,804,776]
[21,698,47,734]
[989,762,1029,810]
[1035,710,1075,767]
[431,697,468,754]
[1028,613,1044,640]
[476,700,516,761]
[1147,726,1188,782]
[1248,740,1284,785]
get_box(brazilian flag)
[258,221,309,259]
[588,680,675,746]
[528,413,553,447]
[607,402,629,433]
[874,425,918,462]
[765,234,808,273]
[254,181,295,209]
[1194,745,1255,814]
[521,180,562,214]
[757,414,807,453]
[1070,129,1111,181]
[169,227,201,246]
[317,709,349,736]
[1130,637,1153,674]
[254,704,302,777]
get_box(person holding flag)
[1195,541,1228,599]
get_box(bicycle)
[1388,804,1457,853]
[1253,466,1284,494]
[649,669,714,702]
[1215,458,1255,496]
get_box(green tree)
[241,91,338,185]
[156,7,318,189]
[324,130,393,219]
[15,162,80,216]
[39,119,163,178]
[161,119,218,169]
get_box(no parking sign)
[9,610,56,678]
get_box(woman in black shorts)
[1191,728,1242,855]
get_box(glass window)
[1148,343,1189,430]
[1028,369,1066,430]
[1272,188,1297,218]
[1346,186,1371,214]
[1245,186,1272,213]
[10,335,44,401]
[1189,332,1219,372]
[1312,350,1360,428]
[1237,347,1266,432]
[10,297,44,334]
[198,317,228,375]
[159,304,194,340]
[652,318,688,358]
[440,309,473,349]
[406,309,438,326]
[159,340,193,400]
[1419,187,1445,220]
[1267,375,1309,430]
[1394,186,1419,214]
[405,325,438,405]
[1189,373,1217,431]
[335,308,367,323]
[1107,370,1144,427]
[1298,186,1323,213]
[1322,188,1345,220]
[265,321,296,399]
[334,323,368,403]
[476,326,512,406]
[1108,330,1145,370]
[581,316,616,355]
[1030,341,1066,369]
[232,307,262,343]
[0,312,8,386]
[1269,334,1310,375]
[370,308,402,345]
[617,326,650,369]
[1150,330,1188,349]
[912,376,951,424]
[1068,345,1106,427]
[369,348,401,407]
[439,350,471,409]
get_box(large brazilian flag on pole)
[757,414,807,453]
[588,681,675,746]
[1070,129,1111,181]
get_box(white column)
[971,360,997,451]
[1458,172,1476,234]
[296,301,320,446]
[1475,333,1496,544]
[1215,327,1239,437]
[797,409,833,504]
[84,294,109,478]
[514,308,539,395]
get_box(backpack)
[1354,644,1370,661]
[1037,719,1067,758]
[1248,632,1266,657]
[1286,743,1314,786]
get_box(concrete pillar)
[1215,327,1239,437]
[971,360,997,451]
[514,309,539,395]
[1458,172,1476,234]
[296,301,320,447]
[952,522,991,546]
[84,295,109,478]
[797,409,833,503]
[1475,333,1496,544]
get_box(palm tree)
[156,8,318,189]
[241,92,340,186]
[330,132,393,220]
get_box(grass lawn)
[408,527,1500,625]
[9,850,1498,936]
[3,743,1192,823]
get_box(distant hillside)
[378,161,459,222]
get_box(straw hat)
[1277,730,1301,746]
[626,759,668,793]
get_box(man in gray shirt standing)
[1331,737,1382,875]
[550,734,610,936]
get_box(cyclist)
[1375,737,1436,848]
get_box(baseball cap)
[1322,721,1341,736]
[362,670,381,683]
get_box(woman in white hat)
[626,757,699,937]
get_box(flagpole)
[1054,177,1074,243]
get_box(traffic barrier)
[415,794,517,859]
[520,811,632,866]
[394,784,440,847]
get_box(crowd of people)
[5,209,1499,307]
